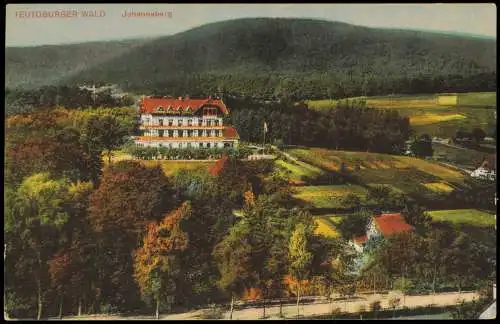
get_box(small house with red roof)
[135,96,239,149]
[366,213,414,240]
[351,213,414,253]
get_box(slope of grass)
[293,185,370,209]
[314,217,340,238]
[428,209,495,227]
[142,160,216,176]
[286,147,467,201]
[423,182,455,193]
[275,159,323,184]
[306,92,496,137]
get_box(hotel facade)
[134,97,240,149]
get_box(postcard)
[4,3,497,321]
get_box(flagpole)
[263,121,266,155]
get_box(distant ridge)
[5,18,496,98]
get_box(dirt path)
[52,291,478,320]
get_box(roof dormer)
[177,106,183,113]
[157,106,165,113]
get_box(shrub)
[331,307,342,316]
[370,300,382,313]
[394,278,415,294]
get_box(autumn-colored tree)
[89,160,173,238]
[8,173,70,320]
[288,223,313,319]
[5,128,90,185]
[89,161,173,312]
[213,220,253,319]
[134,202,192,319]
[48,252,71,319]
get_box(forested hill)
[5,38,153,90]
[6,18,497,99]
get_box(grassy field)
[106,150,216,175]
[409,113,467,126]
[422,182,455,193]
[288,148,466,185]
[286,147,467,200]
[293,185,370,209]
[314,218,340,238]
[306,92,496,137]
[432,142,495,169]
[275,159,324,184]
[428,209,496,227]
[141,160,216,176]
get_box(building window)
[215,130,220,137]
[207,143,211,148]
[207,120,212,127]
[178,120,183,126]
[199,143,203,148]
[188,130,193,137]
[178,131,183,138]
[168,130,174,137]
[159,119,164,126]
[158,130,164,137]
[188,119,193,126]
[198,119,203,126]
[168,119,173,126]
[214,120,219,126]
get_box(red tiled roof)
[139,97,229,115]
[374,213,413,237]
[223,126,240,139]
[353,235,368,245]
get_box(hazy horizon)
[6,3,497,47]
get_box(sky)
[5,3,497,47]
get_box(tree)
[89,160,173,238]
[401,202,432,234]
[472,128,486,144]
[410,134,433,158]
[9,173,70,320]
[48,252,71,319]
[288,223,313,319]
[213,221,253,320]
[84,115,128,164]
[134,202,192,319]
[337,208,371,240]
[89,161,174,312]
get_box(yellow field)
[142,160,216,176]
[288,148,467,193]
[105,150,216,175]
[409,113,467,126]
[314,218,340,238]
[423,182,455,193]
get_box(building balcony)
[138,124,224,130]
[134,136,235,142]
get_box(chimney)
[178,96,182,100]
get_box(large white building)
[134,97,240,149]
